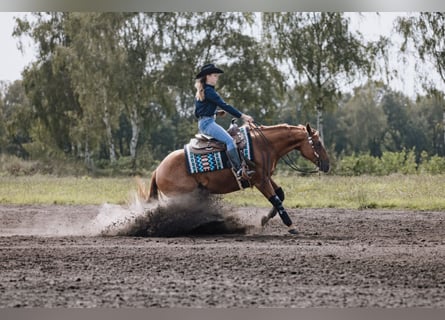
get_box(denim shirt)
[194,84,242,119]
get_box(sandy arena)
[0,197,444,307]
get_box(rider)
[194,63,255,179]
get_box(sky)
[0,12,34,83]
[0,12,441,98]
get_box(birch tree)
[117,13,176,167]
[262,12,387,139]
[14,12,82,156]
[397,12,445,155]
[64,13,126,164]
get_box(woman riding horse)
[138,120,330,235]
[194,63,255,181]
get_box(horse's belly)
[155,150,239,196]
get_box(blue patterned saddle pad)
[184,126,254,174]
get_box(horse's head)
[300,123,330,173]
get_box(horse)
[137,122,330,234]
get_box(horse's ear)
[306,123,313,136]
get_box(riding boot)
[227,148,255,179]
[227,148,242,175]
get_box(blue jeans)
[198,117,236,151]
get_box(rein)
[250,121,319,175]
[249,121,273,184]
[282,153,319,174]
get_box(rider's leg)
[226,147,243,175]
[226,146,255,179]
[198,117,243,176]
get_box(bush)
[334,149,444,176]
[419,154,445,174]
[380,151,405,175]
[335,153,381,176]
[355,154,381,175]
[0,153,90,176]
[401,149,417,174]
[0,154,39,176]
[1,146,444,177]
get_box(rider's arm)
[204,86,243,119]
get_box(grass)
[1,174,445,211]
[0,175,136,205]
[224,174,445,211]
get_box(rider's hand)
[241,114,254,123]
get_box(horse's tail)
[148,170,159,201]
[135,171,158,202]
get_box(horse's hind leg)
[155,150,200,197]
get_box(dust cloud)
[99,191,257,237]
[0,191,259,237]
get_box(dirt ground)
[0,200,444,307]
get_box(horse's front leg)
[256,179,298,235]
[260,178,284,226]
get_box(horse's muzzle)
[319,159,330,173]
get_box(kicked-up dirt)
[0,196,444,307]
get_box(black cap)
[195,63,224,79]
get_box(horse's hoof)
[261,216,269,226]
[288,228,299,235]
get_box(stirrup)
[236,167,255,180]
[231,168,252,190]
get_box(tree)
[64,13,130,164]
[160,12,258,119]
[381,91,428,156]
[0,81,6,153]
[156,12,285,148]
[0,80,31,158]
[14,13,82,157]
[262,12,388,139]
[336,81,388,156]
[117,13,176,167]
[413,91,444,155]
[217,24,286,124]
[397,13,445,154]
[14,13,177,169]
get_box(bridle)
[281,130,321,174]
[307,131,322,169]
[250,122,320,175]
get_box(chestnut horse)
[138,123,329,234]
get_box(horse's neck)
[257,124,306,157]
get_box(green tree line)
[0,12,444,175]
